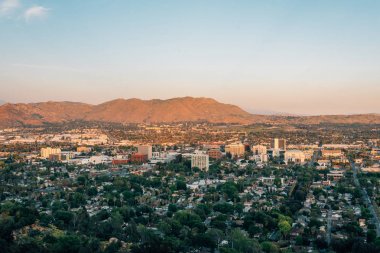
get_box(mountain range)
[0,97,379,127]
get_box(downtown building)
[271,138,286,157]
[272,138,286,150]
[225,143,245,157]
[40,147,61,159]
[191,152,209,171]
[252,145,267,155]
[137,145,153,160]
[207,148,223,159]
[284,150,306,164]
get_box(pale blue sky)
[0,0,379,114]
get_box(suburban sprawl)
[1,122,380,253]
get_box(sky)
[0,0,379,115]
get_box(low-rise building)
[284,150,306,164]
[207,148,223,159]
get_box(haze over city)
[1,0,380,115]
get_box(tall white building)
[137,145,153,160]
[191,152,209,171]
[272,138,286,150]
[40,147,61,158]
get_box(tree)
[274,177,282,188]
[206,228,224,249]
[168,204,178,213]
[210,214,228,230]
[52,234,81,253]
[193,233,216,249]
[261,241,279,253]
[230,228,261,253]
[278,220,291,238]
[110,211,124,235]
[176,180,187,191]
[213,203,235,214]
[54,210,74,228]
[173,211,204,230]
[367,229,377,243]
[69,192,86,208]
[220,182,238,200]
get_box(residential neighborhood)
[1,123,379,252]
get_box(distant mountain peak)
[0,97,252,127]
[0,97,379,128]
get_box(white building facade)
[191,152,209,171]
[284,150,306,164]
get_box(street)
[351,161,380,236]
[326,205,332,245]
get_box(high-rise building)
[225,143,245,157]
[252,145,267,155]
[137,145,152,160]
[40,147,61,158]
[191,152,209,171]
[272,138,286,150]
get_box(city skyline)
[1,0,380,115]
[2,1,380,252]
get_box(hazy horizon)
[1,96,379,116]
[1,0,379,115]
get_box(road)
[351,161,380,236]
[326,205,332,245]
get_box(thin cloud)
[0,0,20,15]
[24,5,49,22]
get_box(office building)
[272,138,286,150]
[40,147,61,158]
[191,152,209,171]
[225,143,245,157]
[137,145,152,160]
[252,145,267,155]
[284,150,306,164]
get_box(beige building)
[77,146,92,153]
[362,164,380,173]
[40,147,61,158]
[137,145,153,160]
[272,138,286,150]
[252,145,267,155]
[225,143,245,157]
[322,149,342,158]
